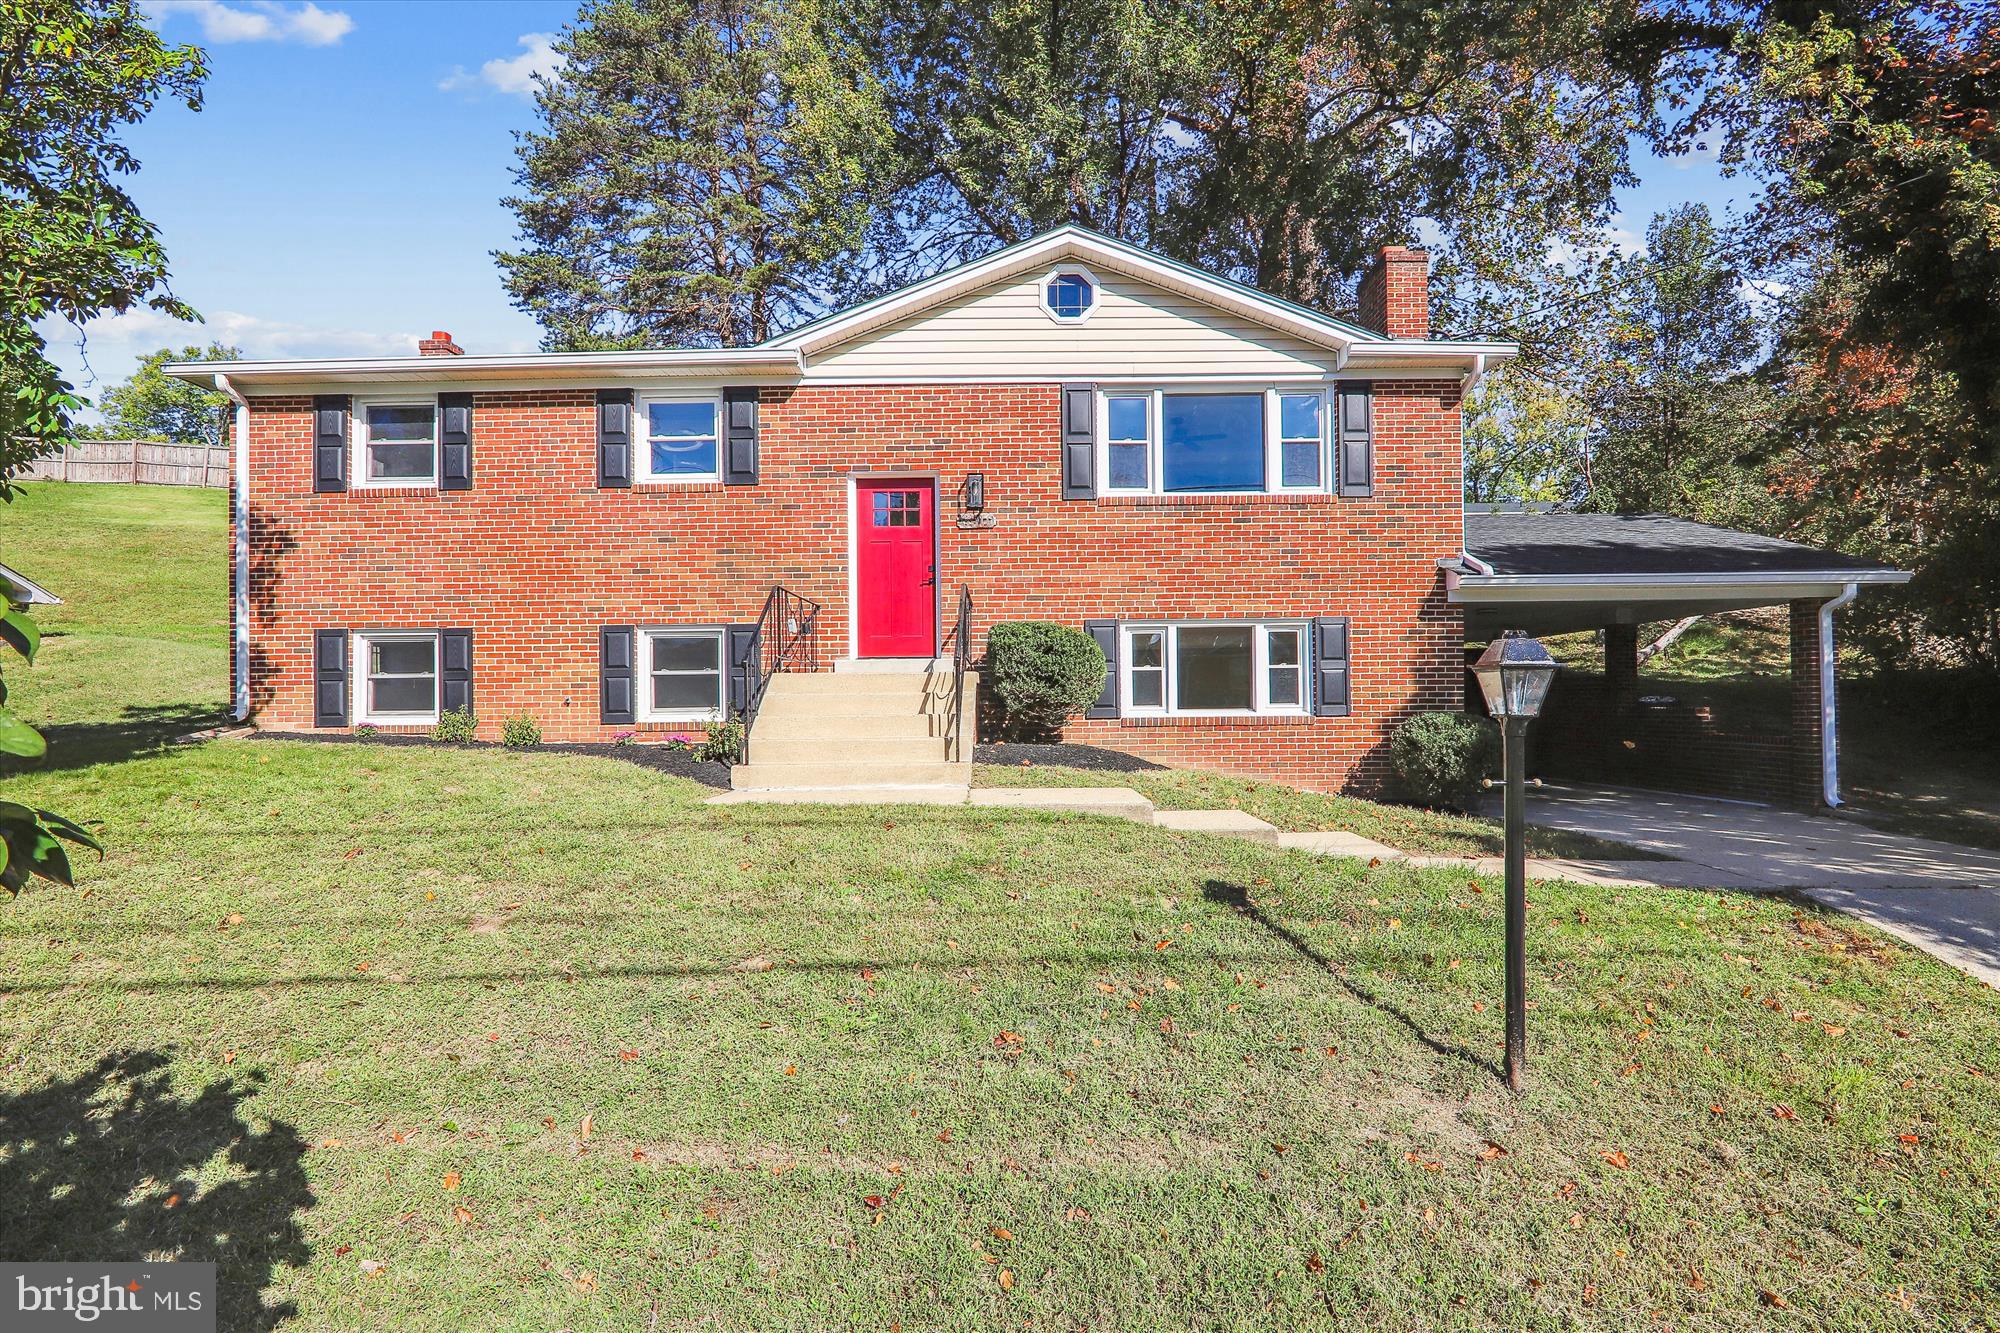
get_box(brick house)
[170,226,1900,803]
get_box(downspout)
[215,374,251,723]
[1820,582,1859,807]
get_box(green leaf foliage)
[1389,711,1499,812]
[984,621,1106,739]
[0,607,39,663]
[0,708,47,759]
[97,341,241,445]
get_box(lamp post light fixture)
[1470,630,1560,1092]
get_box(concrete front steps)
[728,666,977,791]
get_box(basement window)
[1119,621,1308,716]
[355,632,439,725]
[640,628,726,722]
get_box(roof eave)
[162,348,806,389]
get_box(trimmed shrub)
[984,621,1107,738]
[429,708,477,743]
[1389,711,1499,811]
[500,712,542,748]
[697,720,744,764]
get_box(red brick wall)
[240,379,1466,792]
[1357,247,1431,339]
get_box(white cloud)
[440,32,562,98]
[143,1,354,46]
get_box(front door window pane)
[1176,626,1253,710]
[1162,395,1264,492]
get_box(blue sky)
[52,0,1754,413]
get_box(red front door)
[855,479,936,657]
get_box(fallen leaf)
[321,1138,344,1149]
[784,1065,797,1077]
[353,962,370,973]
[1898,1132,1920,1145]
[452,1205,474,1226]
[1567,1212,1583,1228]
[1822,1024,1847,1037]
[1472,1001,1487,1013]
[1094,981,1118,994]
[1305,1250,1325,1274]
[862,1194,886,1210]
[1760,1290,1789,1309]
[358,1259,386,1277]
[737,956,773,972]
[1771,1105,1798,1122]
[580,1114,594,1140]
[502,902,523,911]
[618,1049,638,1061]
[1709,1105,1725,1117]
[574,1272,596,1294]
[163,1193,181,1209]
[1599,1150,1630,1170]
[998,1269,1015,1291]
[1475,1140,1508,1162]
[442,1172,460,1191]
[990,1226,1014,1241]
[222,1050,237,1065]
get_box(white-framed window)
[1096,387,1330,496]
[1039,265,1099,323]
[637,394,721,483]
[355,631,440,725]
[640,627,727,721]
[354,398,438,488]
[1119,621,1309,717]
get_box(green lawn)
[0,481,230,766]
[3,484,1999,1329]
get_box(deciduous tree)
[98,342,240,445]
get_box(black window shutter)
[596,389,633,489]
[1336,383,1374,498]
[1083,619,1119,718]
[726,623,760,714]
[313,628,350,726]
[439,629,473,715]
[1312,617,1351,717]
[1061,383,1096,499]
[600,625,636,724]
[439,393,473,491]
[313,395,350,493]
[722,388,759,486]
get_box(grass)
[975,762,1664,860]
[8,742,2000,1329]
[1549,613,2000,852]
[4,483,1999,1328]
[0,481,230,766]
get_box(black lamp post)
[1470,630,1560,1092]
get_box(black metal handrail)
[736,583,821,763]
[945,584,973,762]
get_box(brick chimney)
[418,330,463,356]
[1356,246,1430,339]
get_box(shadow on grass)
[1201,879,1502,1082]
[0,1051,313,1330]
[1,704,226,775]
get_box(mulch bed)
[974,742,1166,772]
[248,731,732,788]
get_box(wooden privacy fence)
[20,439,230,488]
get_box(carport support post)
[1503,713,1529,1092]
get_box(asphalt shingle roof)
[1462,510,1899,579]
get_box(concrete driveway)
[1519,783,2000,988]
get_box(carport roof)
[1462,510,1901,580]
[1446,509,1908,638]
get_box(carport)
[1441,508,1910,809]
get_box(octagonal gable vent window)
[1042,269,1096,322]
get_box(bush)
[500,712,541,748]
[1389,711,1499,810]
[985,621,1107,737]
[697,719,743,764]
[430,708,477,743]
[351,724,378,739]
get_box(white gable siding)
[802,269,1341,382]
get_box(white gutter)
[1820,582,1859,807]
[215,374,251,723]
[1451,569,1909,590]
[165,346,805,388]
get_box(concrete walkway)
[1520,783,2000,988]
